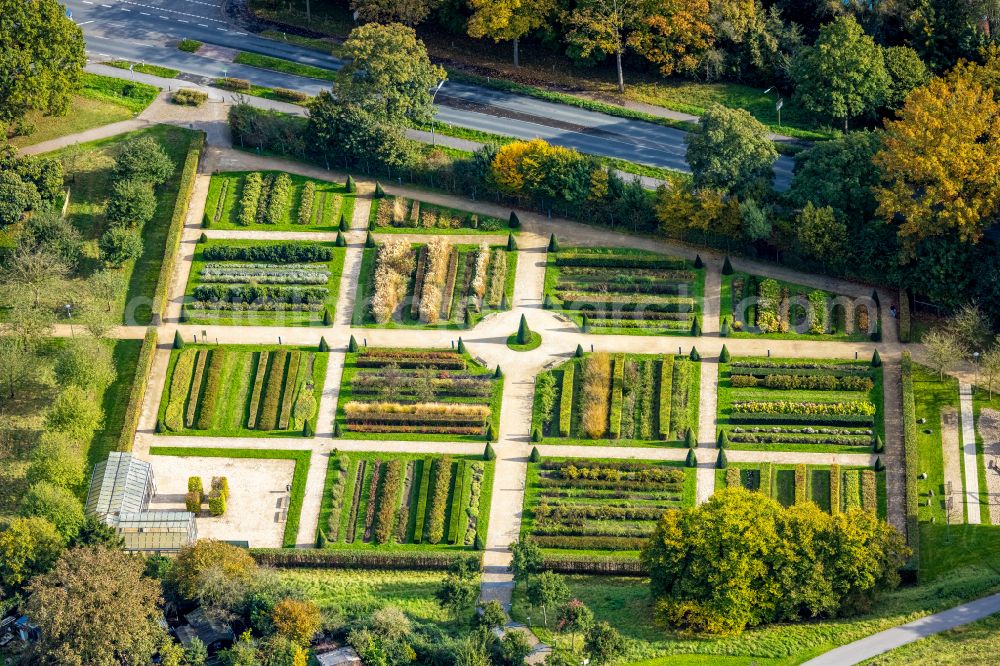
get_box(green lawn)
[155,344,328,438]
[317,451,494,552]
[149,446,309,547]
[334,347,503,442]
[8,74,158,148]
[204,170,355,232]
[104,60,180,78]
[722,271,879,342]
[919,523,1000,582]
[911,364,962,524]
[180,238,345,327]
[861,613,1000,665]
[234,51,337,81]
[510,563,1000,665]
[351,244,517,330]
[716,356,883,454]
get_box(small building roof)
[85,452,154,519]
[316,647,362,666]
[177,608,234,648]
[116,511,196,552]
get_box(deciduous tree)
[351,0,437,26]
[922,328,964,379]
[585,621,627,665]
[875,70,1000,255]
[271,598,322,646]
[526,570,570,627]
[629,0,714,77]
[795,202,847,267]
[20,481,85,540]
[566,0,654,92]
[0,517,63,593]
[882,45,930,109]
[336,23,445,125]
[114,136,173,185]
[791,15,889,131]
[0,0,86,122]
[467,0,557,66]
[685,104,777,197]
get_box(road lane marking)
[198,23,208,27]
[81,1,92,3]
[140,10,149,14]
[177,19,188,22]
[78,20,94,25]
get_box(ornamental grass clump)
[371,238,415,324]
[418,238,452,324]
[582,352,611,438]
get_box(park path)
[939,408,964,523]
[881,363,907,533]
[696,359,718,504]
[959,383,982,524]
[802,590,1000,666]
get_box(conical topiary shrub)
[548,234,559,252]
[316,530,328,548]
[691,318,701,337]
[721,318,730,337]
[516,314,531,345]
[722,255,734,275]
[716,449,728,469]
[874,456,884,472]
[457,337,467,354]
[507,233,517,251]
[874,434,884,452]
[374,181,385,198]
[543,294,555,309]
[690,347,701,361]
[685,449,697,468]
[582,313,590,333]
[199,232,208,243]
[532,428,542,442]
[346,175,356,193]
[509,211,520,228]
[529,446,541,463]
[685,427,696,448]
[333,422,342,437]
[339,214,349,232]
[872,350,882,367]
[575,344,584,358]
[717,430,729,448]
[365,232,376,248]
[303,420,314,437]
[485,422,497,442]
[694,254,704,269]
[318,336,330,352]
[494,365,503,379]
[484,442,496,460]
[474,534,484,550]
[719,344,730,363]
[872,289,880,307]
[173,330,185,349]
[335,231,347,247]
[323,308,333,326]
[348,335,358,352]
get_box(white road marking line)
[140,11,149,14]
[198,23,208,27]
[101,3,111,6]
[159,15,169,19]
[81,1,93,4]
[120,7,130,11]
[78,20,94,25]
[216,27,226,31]
[177,19,188,22]
[116,0,226,23]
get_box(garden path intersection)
[17,130,994,663]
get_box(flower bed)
[369,194,509,233]
[534,352,697,447]
[157,344,326,437]
[522,458,695,555]
[319,452,494,552]
[337,347,502,441]
[544,247,703,335]
[205,170,353,231]
[720,462,883,516]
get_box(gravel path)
[977,408,1000,524]
[959,383,982,524]
[940,407,964,523]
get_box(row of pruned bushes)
[203,242,332,263]
[251,548,482,571]
[730,373,874,391]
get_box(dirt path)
[976,408,1000,525]
[881,363,907,534]
[940,407,964,524]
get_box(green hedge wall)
[118,327,159,451]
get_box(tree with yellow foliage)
[874,69,1000,256]
[467,0,557,67]
[271,598,323,646]
[630,0,714,78]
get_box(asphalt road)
[64,0,795,189]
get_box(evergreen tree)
[374,181,385,198]
[716,449,728,469]
[199,232,207,243]
[691,317,701,336]
[694,254,704,269]
[348,335,358,352]
[323,308,333,325]
[335,231,347,247]
[685,428,696,448]
[517,314,531,345]
[685,449,697,467]
[548,234,559,252]
[582,313,590,333]
[722,256,734,275]
[690,347,701,361]
[872,349,882,367]
[500,292,510,310]
[346,175,356,193]
[874,456,884,471]
[339,214,349,232]
[544,294,555,309]
[532,428,542,442]
[529,446,541,462]
[507,233,517,251]
[494,365,503,378]
[457,337,467,354]
[575,344,584,358]
[485,422,497,442]
[717,430,729,448]
[874,434,884,452]
[318,336,330,352]
[333,422,342,437]
[484,442,496,460]
[365,232,376,248]
[303,420,314,437]
[474,534,484,550]
[721,318,731,337]
[719,344,731,363]
[316,530,328,548]
[509,211,520,228]
[173,330,185,349]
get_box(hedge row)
[730,366,871,378]
[425,457,453,545]
[373,459,404,544]
[730,401,877,416]
[900,352,919,568]
[531,535,647,550]
[609,354,624,439]
[414,458,432,543]
[247,351,269,428]
[278,351,301,430]
[119,328,158,450]
[239,172,263,225]
[259,351,288,430]
[563,299,694,314]
[196,350,226,430]
[152,132,204,323]
[541,555,646,576]
[166,350,194,431]
[192,284,328,305]
[265,173,293,225]
[794,464,807,504]
[658,356,674,439]
[185,351,209,429]
[730,361,865,372]
[558,364,574,437]
[668,359,690,437]
[731,374,874,391]
[830,464,841,514]
[730,414,875,427]
[862,469,878,513]
[251,549,482,571]
[555,254,687,270]
[535,503,665,522]
[447,461,468,544]
[203,243,333,263]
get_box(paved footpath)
[696,359,718,504]
[959,383,982,524]
[802,590,1000,666]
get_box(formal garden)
[542,246,704,335]
[203,170,356,231]
[717,462,886,517]
[317,451,494,551]
[722,270,881,341]
[352,238,517,328]
[531,352,700,447]
[716,356,886,453]
[368,193,513,234]
[180,239,345,326]
[335,347,503,442]
[156,343,328,437]
[520,458,695,556]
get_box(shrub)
[165,350,194,431]
[685,449,697,467]
[216,77,251,91]
[185,491,201,513]
[830,464,841,514]
[273,87,309,102]
[99,226,143,266]
[212,476,230,500]
[173,330,185,350]
[898,290,911,343]
[106,179,157,228]
[346,175,356,193]
[609,354,625,439]
[722,256,733,274]
[485,422,496,441]
[184,351,209,429]
[247,351,270,428]
[265,173,293,224]
[582,353,611,439]
[374,182,385,198]
[689,347,700,361]
[259,351,288,431]
[717,430,728,448]
[716,449,728,469]
[530,447,541,462]
[172,89,208,106]
[278,351,301,430]
[862,469,877,511]
[559,365,574,437]
[426,457,454,544]
[484,442,496,460]
[794,464,807,504]
[208,490,226,516]
[114,135,174,185]
[872,350,882,367]
[658,356,674,439]
[373,460,404,544]
[195,350,225,430]
[486,249,508,307]
[178,39,202,52]
[238,173,263,225]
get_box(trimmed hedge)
[251,549,482,571]
[729,413,875,426]
[554,254,686,270]
[558,365,574,437]
[118,327,158,451]
[658,356,674,439]
[153,132,204,323]
[794,464,807,504]
[278,351,301,430]
[541,555,646,576]
[898,289,911,343]
[426,457,453,545]
[830,464,841,514]
[259,350,288,431]
[414,457,433,543]
[202,243,333,263]
[609,354,624,439]
[185,351,208,428]
[447,461,468,544]
[247,351,269,428]
[901,352,919,569]
[373,459,404,545]
[196,349,226,430]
